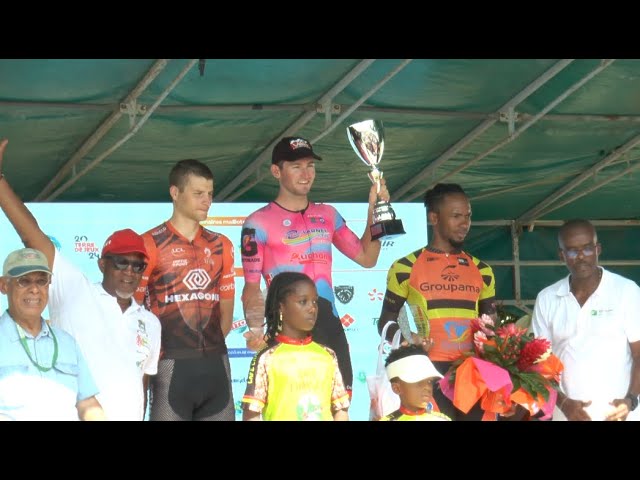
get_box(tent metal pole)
[469,219,640,227]
[5,102,640,124]
[215,60,376,202]
[511,221,523,311]
[225,173,265,202]
[539,159,640,217]
[44,60,198,201]
[221,60,412,201]
[34,59,170,201]
[489,260,640,266]
[517,129,640,223]
[405,59,616,202]
[394,59,574,201]
[311,59,413,144]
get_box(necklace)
[426,245,462,257]
[15,322,58,372]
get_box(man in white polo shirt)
[532,219,640,421]
[0,138,161,420]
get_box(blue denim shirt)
[0,310,99,420]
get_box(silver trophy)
[347,119,405,241]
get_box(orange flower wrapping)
[440,314,564,420]
[531,353,564,383]
[445,356,514,419]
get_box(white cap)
[386,355,443,383]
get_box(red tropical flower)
[441,315,563,420]
[517,338,551,371]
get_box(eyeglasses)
[104,255,147,273]
[13,275,51,288]
[562,244,598,260]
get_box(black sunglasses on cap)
[103,255,147,273]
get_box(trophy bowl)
[347,119,405,241]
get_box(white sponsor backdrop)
[0,202,427,421]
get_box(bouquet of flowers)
[439,314,563,420]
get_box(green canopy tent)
[1,58,639,313]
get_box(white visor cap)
[386,355,443,383]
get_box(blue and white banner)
[0,202,427,420]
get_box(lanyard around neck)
[15,321,58,372]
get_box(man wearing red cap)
[135,159,236,421]
[241,136,390,398]
[0,139,161,421]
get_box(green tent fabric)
[1,58,639,310]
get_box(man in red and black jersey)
[135,159,236,421]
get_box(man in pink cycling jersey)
[240,136,390,397]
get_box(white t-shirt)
[48,251,161,421]
[532,268,640,420]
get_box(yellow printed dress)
[242,334,350,420]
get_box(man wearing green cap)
[0,247,105,420]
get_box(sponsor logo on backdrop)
[202,217,246,227]
[340,314,355,327]
[381,240,395,250]
[232,319,247,332]
[368,288,384,301]
[334,285,354,304]
[228,348,255,358]
[74,234,99,259]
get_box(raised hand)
[368,177,390,206]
